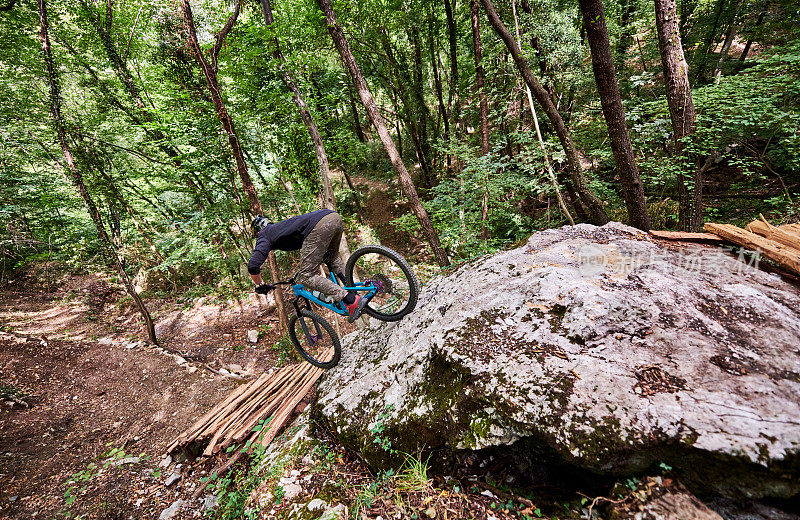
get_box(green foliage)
[1,0,798,294]
[61,444,141,517]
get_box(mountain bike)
[274,245,419,369]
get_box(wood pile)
[649,217,800,276]
[705,221,800,276]
[167,354,328,458]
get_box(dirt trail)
[0,282,252,519]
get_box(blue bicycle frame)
[292,271,377,315]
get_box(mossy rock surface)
[317,223,800,499]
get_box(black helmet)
[252,215,269,235]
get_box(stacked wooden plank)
[649,230,723,242]
[704,219,800,276]
[167,355,328,457]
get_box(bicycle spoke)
[292,314,336,365]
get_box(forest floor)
[0,174,425,520]
[0,271,310,520]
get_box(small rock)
[158,499,185,520]
[424,507,436,518]
[307,498,327,511]
[188,366,198,374]
[279,476,295,485]
[9,496,17,502]
[246,330,259,344]
[228,364,243,372]
[282,483,302,500]
[109,456,140,466]
[202,494,218,510]
[480,490,495,498]
[165,473,181,487]
[290,469,301,477]
[160,455,172,468]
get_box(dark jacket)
[247,209,333,275]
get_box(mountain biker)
[248,209,368,323]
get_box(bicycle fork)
[292,297,323,345]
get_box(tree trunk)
[713,1,741,82]
[444,0,460,130]
[578,0,650,230]
[471,0,490,156]
[482,0,609,225]
[346,78,367,142]
[655,0,703,231]
[738,5,767,65]
[315,0,450,267]
[38,0,157,344]
[472,0,491,238]
[693,0,726,83]
[429,11,450,169]
[181,0,289,331]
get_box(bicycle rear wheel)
[345,245,419,322]
[288,309,341,369]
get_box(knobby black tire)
[288,309,341,369]
[345,245,419,322]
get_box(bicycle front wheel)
[288,309,341,369]
[345,245,419,322]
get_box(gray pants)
[296,212,349,301]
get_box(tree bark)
[181,0,289,331]
[655,0,703,231]
[38,0,157,344]
[578,0,650,230]
[482,0,609,225]
[316,0,450,267]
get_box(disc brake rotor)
[365,273,392,296]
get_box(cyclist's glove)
[254,283,275,295]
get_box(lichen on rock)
[316,223,800,499]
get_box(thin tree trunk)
[346,78,367,142]
[693,0,726,82]
[444,0,460,129]
[316,0,450,267]
[655,0,703,231]
[429,11,450,169]
[472,0,491,238]
[181,0,289,332]
[713,1,741,82]
[38,0,157,344]
[511,0,575,225]
[615,0,637,92]
[482,0,609,225]
[578,0,650,230]
[738,6,766,65]
[259,0,350,262]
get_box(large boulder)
[317,223,800,499]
